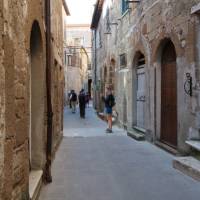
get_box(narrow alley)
[1,1,200,199]
[39,105,200,200]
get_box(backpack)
[108,95,115,108]
[71,93,77,101]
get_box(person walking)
[78,89,86,118]
[102,87,115,133]
[68,90,72,108]
[70,90,77,113]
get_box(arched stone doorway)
[161,40,177,148]
[133,52,146,130]
[30,21,45,170]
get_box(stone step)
[155,141,180,155]
[186,140,200,151]
[133,126,146,133]
[127,128,145,141]
[29,170,43,200]
[173,157,200,182]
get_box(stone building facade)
[91,0,200,154]
[0,0,69,199]
[64,24,92,96]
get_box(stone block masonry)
[0,0,66,199]
[91,0,200,154]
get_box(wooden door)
[136,66,145,129]
[161,41,177,148]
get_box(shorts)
[105,107,112,115]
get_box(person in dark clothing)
[78,89,86,118]
[68,90,72,108]
[70,90,77,113]
[85,92,90,108]
[102,87,115,133]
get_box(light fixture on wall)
[104,8,118,35]
[184,73,193,96]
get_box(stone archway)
[160,40,177,148]
[30,21,45,170]
[132,52,146,130]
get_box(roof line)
[90,0,104,29]
[63,0,70,16]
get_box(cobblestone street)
[39,105,200,200]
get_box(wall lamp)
[184,73,193,96]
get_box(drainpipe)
[45,0,53,183]
[94,30,97,109]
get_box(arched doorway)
[134,52,146,129]
[161,40,177,148]
[30,21,45,169]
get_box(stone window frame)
[119,53,127,68]
[67,55,72,66]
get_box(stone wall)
[92,0,200,153]
[0,1,46,199]
[0,0,65,199]
[0,0,5,197]
[51,0,65,156]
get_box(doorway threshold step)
[29,170,43,200]
[133,126,146,133]
[155,141,180,155]
[173,157,200,182]
[127,128,145,141]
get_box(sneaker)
[106,128,112,133]
[106,128,109,132]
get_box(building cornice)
[63,0,70,16]
[90,0,104,30]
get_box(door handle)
[139,96,146,101]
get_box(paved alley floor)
[39,105,200,200]
[63,104,125,137]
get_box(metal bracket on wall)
[125,0,140,3]
[184,73,193,96]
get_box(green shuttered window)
[121,0,128,14]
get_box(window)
[67,55,72,66]
[88,64,91,70]
[64,51,67,65]
[71,54,76,66]
[121,0,129,14]
[105,9,111,34]
[137,54,145,66]
[97,26,102,48]
[119,53,127,68]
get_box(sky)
[66,0,97,24]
